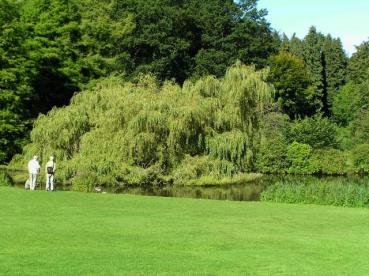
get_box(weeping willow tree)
[10,63,273,190]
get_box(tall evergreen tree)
[302,27,326,115]
[287,34,304,59]
[322,35,348,107]
[279,28,348,117]
[347,40,369,83]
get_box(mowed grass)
[1,187,369,275]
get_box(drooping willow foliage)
[11,64,273,190]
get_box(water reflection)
[113,183,268,201]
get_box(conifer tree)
[288,34,304,59]
[302,27,326,114]
[347,40,369,83]
[323,35,348,108]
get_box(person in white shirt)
[28,156,40,190]
[45,156,56,191]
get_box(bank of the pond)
[1,186,369,275]
[6,169,369,204]
[4,168,262,186]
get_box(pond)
[5,169,369,202]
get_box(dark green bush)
[312,149,348,175]
[288,115,338,149]
[350,111,369,146]
[332,81,369,125]
[261,180,369,207]
[0,171,14,186]
[255,112,290,173]
[256,136,288,173]
[350,144,369,174]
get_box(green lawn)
[1,187,369,275]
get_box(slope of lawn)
[1,187,369,275]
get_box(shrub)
[255,112,290,173]
[255,136,288,173]
[312,149,348,175]
[287,142,319,174]
[332,81,369,125]
[261,180,369,208]
[350,111,369,146]
[350,144,369,174]
[288,115,338,149]
[0,171,14,186]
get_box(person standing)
[28,156,40,190]
[45,156,56,191]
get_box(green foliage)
[77,0,135,79]
[332,81,369,125]
[312,149,347,175]
[0,0,278,163]
[282,27,348,116]
[261,179,369,207]
[288,115,337,149]
[0,112,28,163]
[13,64,273,190]
[286,142,319,174]
[350,144,369,174]
[0,0,33,163]
[0,171,14,186]
[347,40,369,84]
[256,136,288,174]
[302,27,325,112]
[183,173,262,186]
[350,111,369,146]
[268,52,320,118]
[2,0,368,172]
[322,35,348,105]
[169,155,261,186]
[255,112,289,173]
[206,131,252,170]
[118,0,276,82]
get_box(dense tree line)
[1,0,369,178]
[1,0,277,163]
[258,32,369,175]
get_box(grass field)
[1,187,369,275]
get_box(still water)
[114,175,369,201]
[6,169,369,202]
